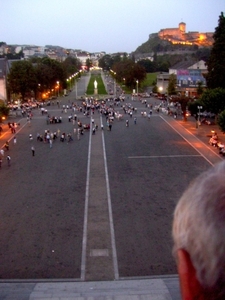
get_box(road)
[0,75,223,281]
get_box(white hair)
[172,160,225,292]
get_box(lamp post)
[75,80,77,99]
[56,81,59,97]
[159,86,163,95]
[197,105,202,128]
[67,77,72,91]
[75,73,78,99]
[38,84,41,100]
[136,80,139,101]
[69,76,72,90]
[114,72,116,97]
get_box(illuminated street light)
[56,81,59,97]
[114,72,116,96]
[197,105,203,128]
[136,80,139,100]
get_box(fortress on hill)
[157,22,213,46]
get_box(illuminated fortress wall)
[158,22,213,46]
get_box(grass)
[119,73,158,94]
[86,74,107,95]
[142,72,158,87]
[85,72,157,96]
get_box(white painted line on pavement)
[101,115,119,280]
[160,116,216,166]
[128,155,201,159]
[81,120,92,281]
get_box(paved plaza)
[0,74,224,299]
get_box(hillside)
[134,34,199,54]
[133,34,211,66]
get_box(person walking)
[13,136,17,144]
[7,155,11,166]
[4,141,9,151]
[49,139,53,148]
[31,146,35,156]
[0,149,4,157]
[126,120,129,127]
[134,117,137,125]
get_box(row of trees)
[188,12,225,132]
[7,56,82,100]
[111,60,146,89]
[99,52,173,74]
[99,54,146,89]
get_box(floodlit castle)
[158,22,213,46]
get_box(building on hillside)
[158,22,213,46]
[76,52,91,70]
[0,58,9,102]
[169,60,207,75]
[157,60,207,97]
[134,53,154,62]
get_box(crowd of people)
[0,96,153,168]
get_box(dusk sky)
[1,0,224,53]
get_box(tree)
[178,96,190,120]
[206,12,225,88]
[217,110,225,133]
[86,58,92,71]
[62,57,81,77]
[112,60,146,89]
[7,60,37,100]
[34,57,66,95]
[137,59,156,73]
[187,99,205,120]
[196,81,204,97]
[200,88,225,115]
[167,74,177,95]
[152,84,158,94]
[0,103,10,122]
[98,54,114,70]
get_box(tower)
[179,22,186,34]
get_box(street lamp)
[197,106,203,128]
[56,81,59,97]
[159,86,163,94]
[136,80,139,100]
[114,72,116,96]
[75,72,79,99]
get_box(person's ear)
[177,249,203,300]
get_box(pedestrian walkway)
[0,111,182,300]
[2,87,224,300]
[161,114,224,166]
[0,276,181,300]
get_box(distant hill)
[133,33,211,66]
[134,34,200,54]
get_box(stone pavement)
[1,92,224,300]
[0,276,181,300]
[0,109,182,300]
[1,102,225,300]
